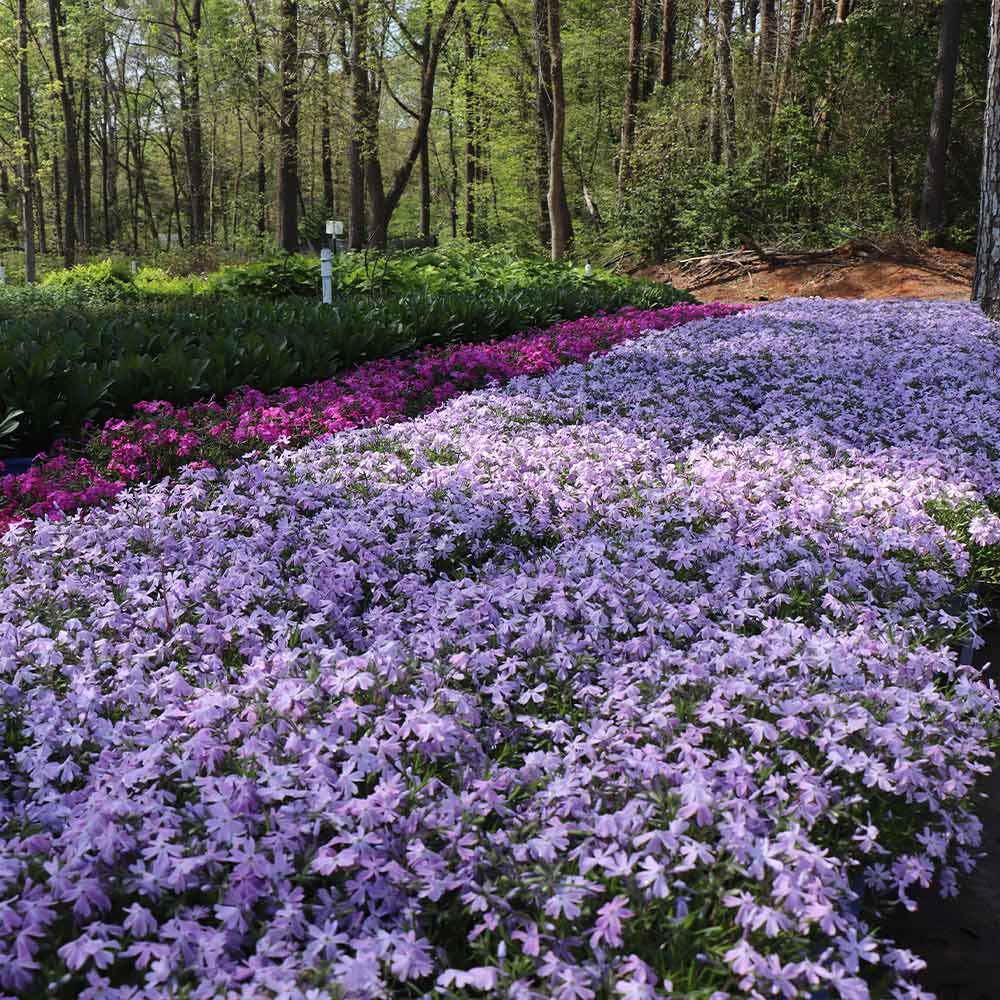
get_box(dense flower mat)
[0,304,739,532]
[1,298,999,999]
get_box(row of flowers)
[1,298,999,998]
[0,303,743,532]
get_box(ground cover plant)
[1,298,998,999]
[0,248,692,455]
[0,304,736,530]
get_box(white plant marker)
[131,259,138,275]
[0,264,6,285]
[321,248,333,305]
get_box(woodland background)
[0,0,987,269]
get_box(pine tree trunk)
[974,0,1000,316]
[659,0,677,87]
[717,0,737,167]
[319,28,335,215]
[778,0,806,104]
[82,75,92,247]
[17,0,35,281]
[807,0,824,40]
[546,0,572,258]
[618,0,643,197]
[277,0,299,251]
[920,0,963,235]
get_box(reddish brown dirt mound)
[640,247,975,302]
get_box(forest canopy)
[0,0,989,268]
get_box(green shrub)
[39,258,140,300]
[204,255,320,298]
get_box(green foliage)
[0,254,691,452]
[39,258,140,300]
[204,255,321,298]
[0,409,22,455]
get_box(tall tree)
[920,0,964,235]
[17,0,35,282]
[358,0,459,246]
[277,0,300,250]
[48,0,82,265]
[175,0,206,243]
[347,0,368,248]
[619,0,643,196]
[716,0,737,167]
[974,0,1000,317]
[659,0,677,87]
[545,0,571,258]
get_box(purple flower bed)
[1,298,999,999]
[0,303,742,532]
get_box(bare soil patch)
[639,246,975,303]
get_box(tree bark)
[920,0,963,235]
[619,0,643,197]
[778,0,806,104]
[347,0,368,249]
[659,0,677,87]
[277,0,300,251]
[974,0,1000,315]
[807,0,825,40]
[319,26,335,215]
[717,0,737,167]
[48,0,80,266]
[546,0,572,258]
[17,0,35,282]
[464,8,477,239]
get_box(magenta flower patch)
[0,303,740,531]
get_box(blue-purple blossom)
[0,298,998,998]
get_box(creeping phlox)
[0,297,999,1000]
[0,303,741,531]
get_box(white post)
[584,262,593,277]
[130,259,138,275]
[320,248,333,305]
[0,264,6,286]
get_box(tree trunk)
[920,0,963,235]
[717,0,737,167]
[319,27,335,215]
[974,0,1000,316]
[807,0,825,40]
[82,73,92,247]
[546,0,572,258]
[347,0,368,249]
[758,0,776,119]
[619,0,643,197]
[176,0,206,243]
[659,0,677,87]
[778,0,806,104]
[464,8,477,239]
[277,0,300,251]
[17,0,35,282]
[49,0,80,267]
